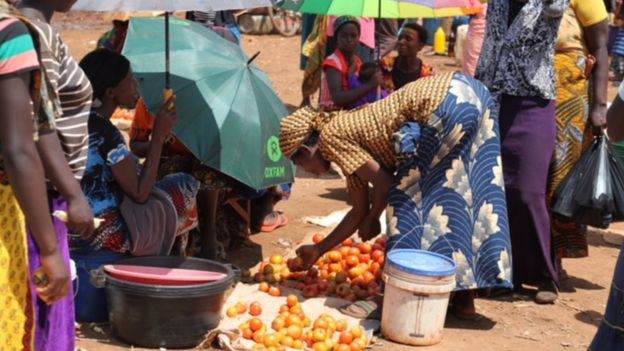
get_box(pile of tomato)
[254,234,386,301]
[232,294,369,351]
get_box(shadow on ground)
[318,186,350,203]
[225,239,263,270]
[575,310,604,328]
[445,313,497,331]
[560,275,605,293]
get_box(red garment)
[319,49,362,110]
[129,98,192,155]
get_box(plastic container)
[434,27,447,55]
[103,264,227,285]
[105,256,236,349]
[381,249,456,346]
[72,249,129,322]
[423,19,442,45]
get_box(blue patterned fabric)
[590,243,624,350]
[386,73,513,290]
[613,28,624,58]
[392,121,421,157]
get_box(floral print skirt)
[386,73,513,290]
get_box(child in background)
[348,62,388,109]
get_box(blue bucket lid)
[387,249,456,277]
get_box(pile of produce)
[230,295,369,351]
[111,107,134,120]
[254,235,387,301]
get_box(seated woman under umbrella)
[72,49,200,257]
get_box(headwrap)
[279,106,338,158]
[333,15,360,36]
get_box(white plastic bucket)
[381,249,456,346]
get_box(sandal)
[260,212,288,233]
[339,300,382,320]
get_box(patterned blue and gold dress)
[313,71,512,291]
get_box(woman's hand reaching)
[358,214,381,242]
[295,244,321,271]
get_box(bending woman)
[75,49,199,255]
[280,72,513,318]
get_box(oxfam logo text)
[267,136,282,162]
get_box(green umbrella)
[123,17,294,190]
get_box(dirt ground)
[52,13,623,351]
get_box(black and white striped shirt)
[31,20,92,180]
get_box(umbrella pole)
[376,0,382,100]
[377,0,382,63]
[165,12,171,90]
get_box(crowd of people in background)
[1,0,624,350]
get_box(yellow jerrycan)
[434,26,446,55]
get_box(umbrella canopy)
[123,17,294,190]
[72,0,274,12]
[279,0,482,18]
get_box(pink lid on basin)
[104,264,227,286]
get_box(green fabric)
[279,0,467,18]
[123,17,294,190]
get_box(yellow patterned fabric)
[281,72,454,189]
[0,184,34,350]
[548,51,593,258]
[301,15,329,99]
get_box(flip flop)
[339,300,381,320]
[260,212,288,233]
[275,212,288,229]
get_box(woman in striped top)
[17,1,95,350]
[0,2,71,349]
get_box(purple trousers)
[499,95,559,286]
[27,191,74,351]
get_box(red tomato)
[371,250,384,262]
[358,254,371,264]
[358,243,372,254]
[341,238,354,247]
[348,247,361,256]
[327,250,343,263]
[345,255,360,267]
[313,233,325,244]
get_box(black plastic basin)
[105,256,235,349]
